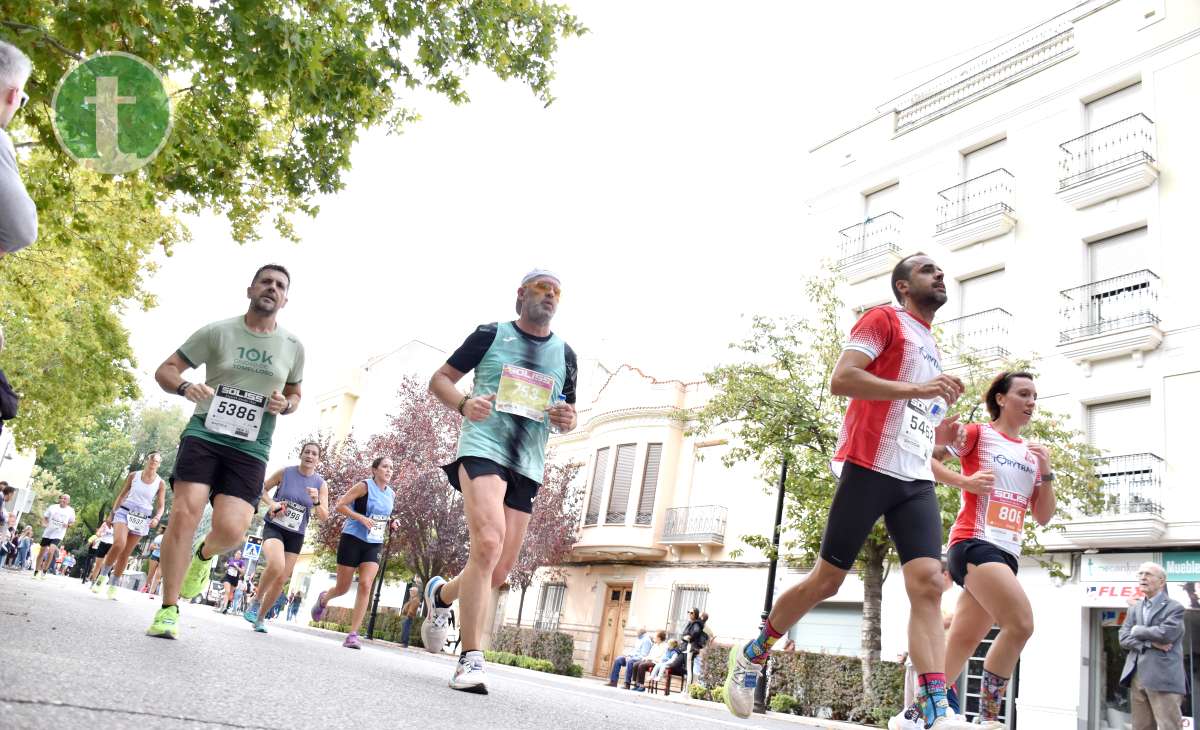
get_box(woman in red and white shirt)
[934,372,1055,727]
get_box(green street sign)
[1164,552,1200,582]
[51,52,172,175]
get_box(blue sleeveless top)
[266,466,324,535]
[341,478,394,544]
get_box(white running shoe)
[721,643,762,719]
[449,651,488,694]
[887,709,922,730]
[929,715,977,729]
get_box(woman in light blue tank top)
[310,456,395,650]
[243,441,329,632]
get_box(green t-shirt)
[177,315,305,463]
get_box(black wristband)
[176,381,192,396]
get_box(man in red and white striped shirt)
[723,253,970,730]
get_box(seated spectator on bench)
[648,639,681,686]
[632,630,668,691]
[608,627,653,688]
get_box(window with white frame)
[1086,82,1141,131]
[958,269,1006,317]
[534,583,566,630]
[667,585,709,636]
[634,444,662,525]
[865,182,899,219]
[605,444,637,525]
[584,447,609,526]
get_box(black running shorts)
[336,532,381,568]
[95,542,112,558]
[171,436,267,507]
[39,537,61,548]
[262,522,304,555]
[946,538,1018,588]
[441,456,540,514]
[819,461,943,570]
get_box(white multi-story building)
[799,1,1200,727]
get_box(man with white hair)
[425,268,578,694]
[0,39,37,258]
[1120,561,1186,730]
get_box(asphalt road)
[0,571,821,730]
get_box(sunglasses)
[525,280,562,298]
[12,89,29,110]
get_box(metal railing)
[1090,453,1165,517]
[1058,269,1160,343]
[836,212,902,272]
[661,505,727,544]
[1059,113,1155,190]
[935,308,1012,365]
[936,169,1014,233]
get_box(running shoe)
[310,590,329,622]
[722,643,761,719]
[422,576,451,653]
[928,715,977,729]
[107,584,118,600]
[449,651,488,694]
[887,707,922,730]
[91,575,107,594]
[343,632,362,649]
[244,601,260,624]
[146,605,180,639]
[253,618,268,634]
[179,547,215,599]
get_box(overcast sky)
[121,0,1061,468]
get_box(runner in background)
[142,526,166,597]
[310,456,395,650]
[92,452,166,600]
[83,519,114,585]
[219,550,245,613]
[244,441,327,633]
[34,494,75,580]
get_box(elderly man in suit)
[1120,561,1187,730]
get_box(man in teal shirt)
[426,269,578,695]
[145,264,305,639]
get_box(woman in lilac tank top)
[243,441,328,632]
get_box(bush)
[492,625,575,675]
[566,664,583,678]
[688,683,711,701]
[711,686,726,705]
[699,644,904,724]
[484,650,555,674]
[770,693,801,714]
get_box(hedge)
[485,651,555,674]
[697,644,905,726]
[491,625,575,675]
[309,607,424,648]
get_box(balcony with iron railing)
[836,212,903,284]
[1062,453,1167,547]
[1057,270,1163,368]
[935,308,1012,369]
[934,169,1015,250]
[1057,113,1158,208]
[660,505,727,548]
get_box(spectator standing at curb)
[681,608,707,685]
[401,586,420,648]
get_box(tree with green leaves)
[0,1,585,451]
[690,272,1101,710]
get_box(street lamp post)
[752,453,788,715]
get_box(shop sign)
[1164,552,1200,582]
[1085,583,1145,606]
[1080,552,1155,584]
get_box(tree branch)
[0,21,83,61]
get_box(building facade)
[799,1,1200,727]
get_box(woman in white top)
[92,452,166,600]
[85,519,115,583]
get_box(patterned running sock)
[434,584,451,610]
[917,672,950,727]
[978,669,1009,721]
[947,683,960,714]
[742,617,784,665]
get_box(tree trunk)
[516,584,527,627]
[859,539,887,704]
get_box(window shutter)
[1088,397,1152,455]
[635,444,662,525]
[605,444,636,525]
[584,448,609,526]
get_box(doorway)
[592,584,633,676]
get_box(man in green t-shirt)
[145,264,305,640]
